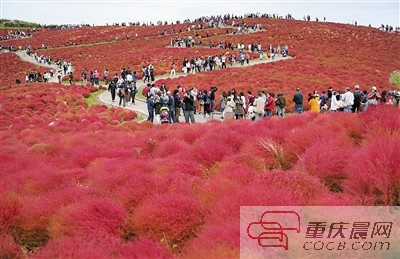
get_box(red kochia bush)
[344,134,400,205]
[185,171,330,258]
[48,198,127,239]
[0,191,23,232]
[293,137,354,192]
[208,171,331,227]
[129,193,206,248]
[183,220,240,259]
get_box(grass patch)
[63,80,107,85]
[85,90,105,108]
[389,71,400,89]
[134,114,146,122]
[136,88,146,100]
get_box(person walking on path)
[103,69,109,84]
[108,80,117,102]
[68,72,73,85]
[170,62,176,77]
[293,88,304,114]
[149,64,155,82]
[118,82,127,107]
[57,70,62,83]
[143,66,150,83]
[81,69,87,84]
[130,71,138,104]
[93,70,100,86]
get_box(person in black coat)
[108,81,117,102]
[183,90,195,123]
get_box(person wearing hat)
[368,86,381,106]
[342,86,354,112]
[352,85,362,113]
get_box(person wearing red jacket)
[265,92,275,117]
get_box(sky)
[1,0,399,28]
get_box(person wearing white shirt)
[126,73,132,83]
[254,92,266,118]
[240,92,247,111]
[223,97,235,121]
[331,92,344,112]
[342,87,355,112]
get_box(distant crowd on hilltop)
[1,12,399,53]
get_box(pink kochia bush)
[0,79,399,258]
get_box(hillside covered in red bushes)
[1,16,400,258]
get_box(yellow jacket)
[309,99,320,113]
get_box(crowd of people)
[379,24,398,33]
[15,50,74,84]
[135,82,400,124]
[0,29,33,41]
[26,51,52,66]
[173,44,287,76]
[169,23,264,48]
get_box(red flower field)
[1,16,400,258]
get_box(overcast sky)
[1,0,399,28]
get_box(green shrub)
[389,70,400,89]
